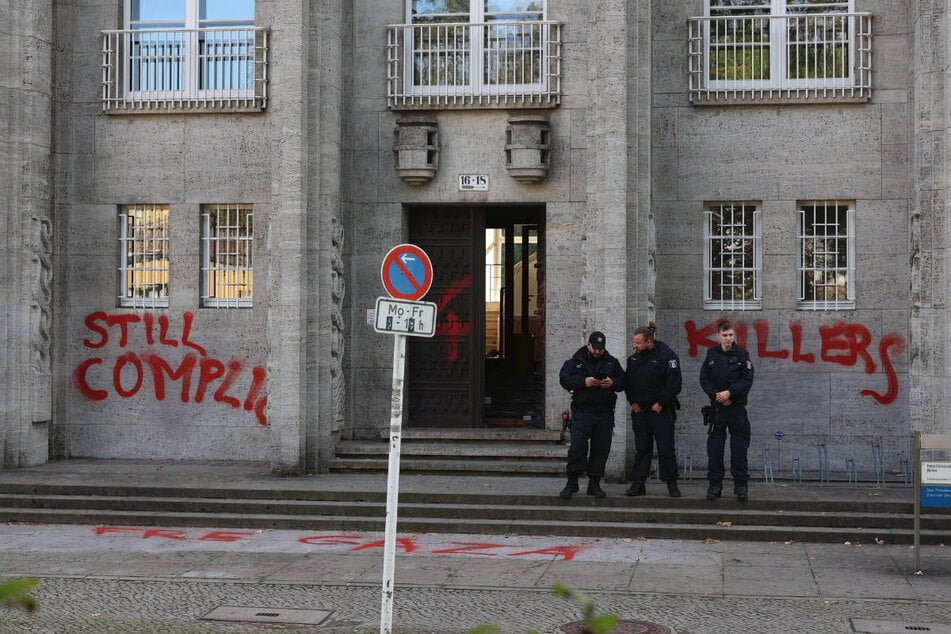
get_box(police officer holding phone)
[558,331,626,499]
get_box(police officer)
[624,323,683,498]
[700,319,755,501]
[558,331,626,499]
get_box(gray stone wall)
[0,1,54,467]
[910,0,951,435]
[653,0,917,475]
[3,0,944,480]
[45,0,343,471]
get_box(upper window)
[387,1,562,109]
[118,205,170,309]
[798,201,855,310]
[689,0,871,104]
[201,204,254,308]
[102,1,268,112]
[704,203,762,310]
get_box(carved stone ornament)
[394,115,439,185]
[505,114,550,183]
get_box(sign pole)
[380,333,406,634]
[914,431,921,572]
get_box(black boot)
[667,481,682,498]
[559,475,580,499]
[587,477,606,498]
[625,480,646,496]
[735,483,749,502]
[706,481,722,500]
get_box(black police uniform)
[559,346,626,481]
[625,340,683,485]
[699,343,754,494]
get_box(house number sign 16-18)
[459,174,488,191]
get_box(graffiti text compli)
[73,311,268,426]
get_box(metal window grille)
[118,205,170,309]
[704,203,762,310]
[201,204,253,308]
[387,21,562,109]
[797,201,855,310]
[688,1,871,104]
[101,27,269,113]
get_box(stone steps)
[330,428,568,476]
[0,482,947,544]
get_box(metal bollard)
[792,456,802,483]
[845,457,857,484]
[872,442,885,485]
[817,443,830,485]
[682,455,693,481]
[898,453,911,485]
[762,446,774,484]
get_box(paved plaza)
[0,522,949,633]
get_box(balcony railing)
[688,12,871,104]
[386,21,562,109]
[101,27,269,113]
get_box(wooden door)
[407,207,483,427]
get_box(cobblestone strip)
[2,578,950,634]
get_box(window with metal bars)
[201,204,253,308]
[704,203,762,310]
[797,201,854,310]
[690,0,871,103]
[118,205,170,309]
[408,1,545,89]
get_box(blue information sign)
[921,485,951,508]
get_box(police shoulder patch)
[746,360,753,370]
[669,359,678,369]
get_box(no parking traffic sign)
[381,244,433,301]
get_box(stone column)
[582,0,653,481]
[0,2,54,467]
[910,1,951,435]
[263,0,345,473]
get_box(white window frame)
[704,0,856,91]
[118,205,170,309]
[123,0,256,101]
[703,202,762,311]
[403,0,547,98]
[201,204,254,309]
[797,200,855,310]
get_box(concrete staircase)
[0,477,947,545]
[329,428,566,476]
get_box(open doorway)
[406,205,544,428]
[482,209,544,427]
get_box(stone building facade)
[0,0,947,479]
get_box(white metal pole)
[914,431,921,572]
[380,333,406,634]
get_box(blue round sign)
[775,431,785,441]
[381,244,433,301]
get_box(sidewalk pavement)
[0,460,948,633]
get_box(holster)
[701,404,719,435]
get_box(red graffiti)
[94,527,254,542]
[684,318,906,405]
[83,311,206,356]
[430,542,503,556]
[434,273,474,365]
[94,527,590,561]
[74,311,267,426]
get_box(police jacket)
[624,340,682,410]
[559,347,626,414]
[699,344,754,406]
